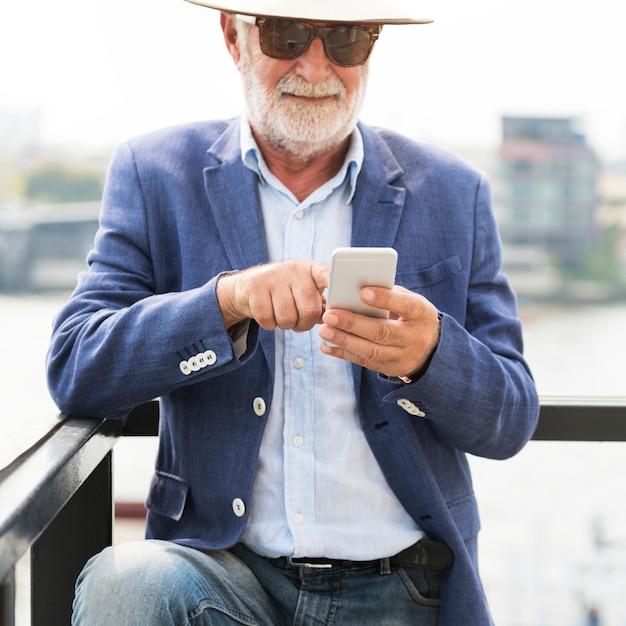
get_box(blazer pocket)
[447,493,481,540]
[146,470,190,521]
[396,256,462,290]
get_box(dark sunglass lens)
[261,19,312,59]
[325,27,373,66]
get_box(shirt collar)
[239,115,363,204]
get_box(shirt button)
[232,498,246,517]
[295,209,304,219]
[253,397,267,416]
[293,435,304,447]
[293,357,304,369]
[294,513,305,524]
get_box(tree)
[24,162,103,202]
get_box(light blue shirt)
[238,118,423,560]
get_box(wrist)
[216,271,245,330]
[398,312,442,384]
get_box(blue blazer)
[47,117,539,625]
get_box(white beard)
[238,31,368,160]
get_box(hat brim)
[184,0,433,25]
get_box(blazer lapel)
[351,125,406,249]
[201,119,275,372]
[350,125,407,390]
[202,120,268,272]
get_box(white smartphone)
[326,247,398,318]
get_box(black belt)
[269,540,454,572]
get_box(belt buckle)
[287,556,333,569]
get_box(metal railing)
[1,398,625,625]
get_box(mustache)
[276,74,346,99]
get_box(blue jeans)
[72,540,441,625]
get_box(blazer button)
[253,397,266,416]
[204,350,217,365]
[397,398,426,417]
[179,360,191,375]
[232,498,246,517]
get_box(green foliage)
[558,225,625,292]
[24,162,103,202]
[579,226,624,287]
[0,157,22,203]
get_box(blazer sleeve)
[46,142,258,419]
[384,175,539,460]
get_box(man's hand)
[319,285,440,379]
[217,260,330,331]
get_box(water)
[472,303,626,625]
[1,293,625,625]
[520,303,626,399]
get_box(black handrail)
[534,396,626,441]
[1,398,625,625]
[119,396,626,441]
[0,418,121,625]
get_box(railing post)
[0,568,15,626]
[30,452,113,626]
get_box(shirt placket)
[282,202,321,552]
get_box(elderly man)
[47,0,539,624]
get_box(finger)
[248,287,281,330]
[361,285,438,326]
[321,307,397,348]
[319,314,432,379]
[360,287,440,359]
[291,283,327,331]
[270,291,300,330]
[320,289,440,378]
[271,264,326,331]
[319,321,392,369]
[319,309,394,360]
[310,261,330,292]
[361,285,431,322]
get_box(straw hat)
[184,0,433,25]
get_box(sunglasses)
[237,15,380,67]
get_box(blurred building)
[497,116,600,299]
[0,201,99,291]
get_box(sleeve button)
[397,398,426,417]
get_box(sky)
[1,0,625,160]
